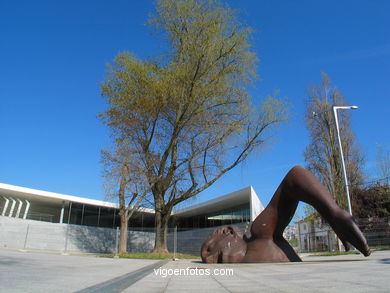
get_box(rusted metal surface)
[201,166,370,263]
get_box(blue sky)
[1,0,389,217]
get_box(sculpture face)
[200,226,247,263]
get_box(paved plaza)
[0,248,389,292]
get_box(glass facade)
[65,203,120,228]
[38,201,250,230]
[172,203,250,229]
[26,201,59,222]
[1,192,252,230]
[98,207,119,228]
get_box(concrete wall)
[0,215,248,256]
[0,216,155,254]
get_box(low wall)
[0,216,248,255]
[0,216,154,254]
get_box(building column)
[297,222,301,252]
[1,196,10,216]
[81,204,85,225]
[67,202,72,224]
[15,199,24,218]
[97,207,101,227]
[59,201,65,224]
[23,200,30,220]
[8,198,16,217]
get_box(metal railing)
[297,217,390,253]
[1,216,388,255]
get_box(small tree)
[304,72,364,209]
[100,0,288,252]
[101,144,156,254]
[376,144,390,186]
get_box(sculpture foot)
[330,210,371,257]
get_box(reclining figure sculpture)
[201,166,371,263]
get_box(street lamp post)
[332,105,358,216]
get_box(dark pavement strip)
[75,259,170,293]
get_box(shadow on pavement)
[378,258,390,264]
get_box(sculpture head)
[200,226,247,263]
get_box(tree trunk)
[153,210,170,253]
[118,214,128,254]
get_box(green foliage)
[100,0,289,251]
[303,204,316,218]
[352,184,390,218]
[288,238,298,247]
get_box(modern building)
[0,183,263,230]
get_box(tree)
[376,144,390,185]
[100,0,288,252]
[101,144,156,254]
[352,184,390,218]
[352,183,390,242]
[303,204,316,218]
[304,72,364,209]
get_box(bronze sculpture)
[201,166,371,263]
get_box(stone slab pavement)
[1,248,389,292]
[126,250,390,293]
[0,248,161,292]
